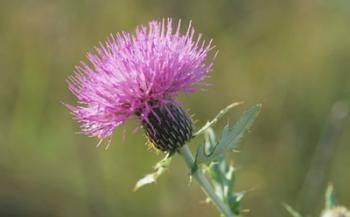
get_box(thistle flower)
[66,18,215,152]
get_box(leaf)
[209,158,245,215]
[194,102,243,137]
[134,153,172,191]
[202,128,245,215]
[283,203,303,217]
[192,104,260,215]
[195,104,261,165]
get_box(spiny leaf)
[134,153,172,191]
[196,104,261,164]
[194,102,243,137]
[283,203,303,217]
[203,128,245,215]
[209,160,245,215]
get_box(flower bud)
[142,103,192,152]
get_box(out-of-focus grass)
[0,0,349,217]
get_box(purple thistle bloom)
[66,18,215,152]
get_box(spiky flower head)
[66,18,215,152]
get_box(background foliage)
[0,0,349,216]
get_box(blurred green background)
[1,0,350,216]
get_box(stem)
[178,145,234,217]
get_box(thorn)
[96,139,103,148]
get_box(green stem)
[178,145,234,217]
